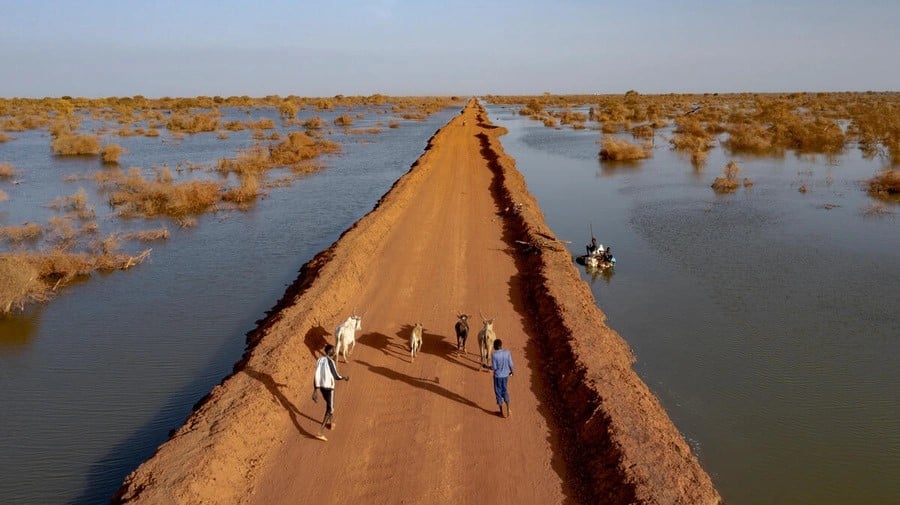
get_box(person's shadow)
[243,367,320,439]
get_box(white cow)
[335,314,362,363]
[478,313,497,367]
[409,322,424,362]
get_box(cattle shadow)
[355,359,496,416]
[396,324,483,371]
[359,331,408,360]
[303,325,331,358]
[243,367,320,440]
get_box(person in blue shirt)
[487,339,514,418]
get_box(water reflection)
[0,308,41,348]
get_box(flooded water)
[485,103,900,505]
[0,106,458,504]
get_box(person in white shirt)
[312,344,350,441]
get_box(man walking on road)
[487,339,513,418]
[312,344,349,441]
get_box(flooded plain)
[0,105,457,504]
[485,103,899,505]
[1,99,897,505]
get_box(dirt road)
[115,101,721,504]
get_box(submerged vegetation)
[0,94,462,313]
[488,91,900,198]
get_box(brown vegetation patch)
[867,169,900,200]
[102,168,222,219]
[711,160,742,193]
[599,136,651,161]
[166,110,220,133]
[101,143,125,164]
[52,133,101,155]
[0,249,150,314]
[0,162,16,178]
[49,188,95,220]
[0,132,11,142]
[0,223,44,243]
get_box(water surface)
[485,103,899,505]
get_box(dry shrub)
[49,188,95,220]
[0,189,7,202]
[631,125,654,139]
[217,144,269,174]
[52,133,101,155]
[724,124,775,154]
[0,255,49,314]
[166,111,219,133]
[0,132,11,142]
[217,132,230,140]
[251,118,276,130]
[867,169,900,199]
[599,136,651,161]
[144,129,160,137]
[303,116,324,129]
[711,161,742,193]
[743,177,754,187]
[0,223,43,242]
[691,150,708,169]
[101,144,125,164]
[388,121,400,128]
[105,170,222,218]
[269,131,340,167]
[557,110,587,125]
[47,216,78,249]
[601,122,622,134]
[542,117,558,127]
[0,248,152,313]
[121,228,169,241]
[0,162,16,178]
[222,173,260,205]
[334,114,354,126]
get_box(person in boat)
[602,246,613,263]
[586,237,598,256]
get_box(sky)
[1,0,898,98]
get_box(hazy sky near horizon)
[1,0,897,98]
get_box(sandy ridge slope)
[114,100,721,504]
[472,107,721,504]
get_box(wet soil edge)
[473,106,723,504]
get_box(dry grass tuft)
[52,133,101,155]
[49,188,95,220]
[867,169,900,199]
[598,136,651,161]
[121,228,170,242]
[166,110,219,133]
[101,144,125,164]
[334,114,355,126]
[0,223,43,243]
[0,162,16,178]
[222,173,261,206]
[711,161,742,193]
[0,255,50,314]
[0,132,11,142]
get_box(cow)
[454,313,470,355]
[478,313,497,367]
[334,314,362,363]
[409,322,424,362]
